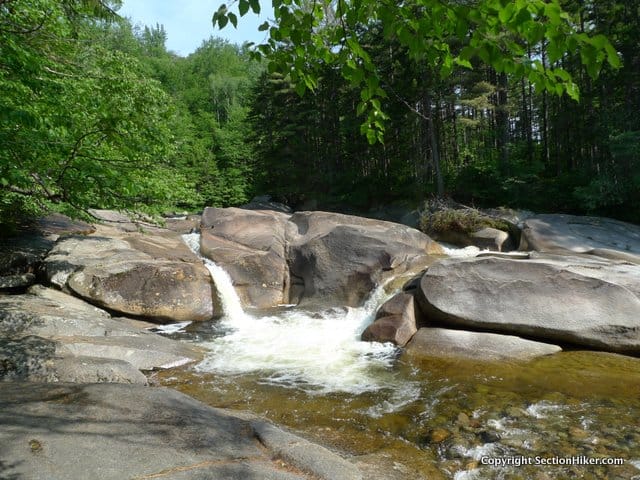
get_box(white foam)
[182,233,400,394]
[440,243,486,258]
[364,382,422,418]
[149,321,191,334]
[455,442,499,460]
[454,469,482,480]
[195,286,399,394]
[525,400,565,419]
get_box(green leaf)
[239,0,249,16]
[454,57,473,69]
[498,3,514,23]
[366,128,377,145]
[294,82,306,96]
[249,0,261,14]
[565,81,580,101]
[228,12,238,28]
[604,42,622,69]
[258,21,270,32]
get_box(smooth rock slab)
[404,328,561,361]
[58,335,198,371]
[0,383,362,480]
[520,214,640,261]
[416,256,640,353]
[52,356,148,384]
[68,260,215,322]
[0,286,200,380]
[200,207,442,308]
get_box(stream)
[157,234,640,479]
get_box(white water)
[182,233,403,394]
[439,243,486,258]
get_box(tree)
[0,0,196,230]
[214,0,620,144]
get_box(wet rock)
[519,214,640,262]
[201,207,291,308]
[362,292,417,346]
[200,207,442,308]
[288,211,442,307]
[456,412,470,427]
[478,431,501,443]
[570,427,590,440]
[429,428,452,443]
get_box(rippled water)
[172,234,640,479]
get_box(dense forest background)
[2,0,639,233]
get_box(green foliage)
[573,132,640,217]
[0,0,195,228]
[0,2,261,230]
[215,0,619,143]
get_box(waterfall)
[182,233,246,321]
[182,233,403,394]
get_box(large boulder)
[199,208,443,308]
[67,261,214,322]
[45,227,218,322]
[361,292,417,346]
[0,286,200,383]
[404,327,561,361]
[520,214,640,262]
[287,211,443,307]
[416,255,640,353]
[200,207,291,308]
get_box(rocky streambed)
[2,206,640,479]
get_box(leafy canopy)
[0,0,193,227]
[214,0,621,143]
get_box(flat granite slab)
[0,383,364,480]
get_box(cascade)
[182,233,406,394]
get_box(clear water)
[172,234,640,479]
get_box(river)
[158,234,640,479]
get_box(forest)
[1,0,639,234]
